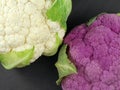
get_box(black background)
[0,0,120,90]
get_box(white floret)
[0,0,65,62]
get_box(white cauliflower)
[0,0,72,69]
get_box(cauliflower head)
[56,13,120,90]
[0,0,72,69]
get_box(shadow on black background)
[0,0,120,90]
[0,55,61,90]
[16,55,61,90]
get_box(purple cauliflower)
[55,13,120,90]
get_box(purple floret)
[62,14,120,90]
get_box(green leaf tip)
[46,0,72,29]
[87,16,97,26]
[87,13,107,26]
[0,47,34,70]
[117,13,120,16]
[55,45,77,85]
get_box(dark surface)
[0,0,120,90]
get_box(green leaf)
[87,13,107,26]
[87,16,97,26]
[0,47,34,70]
[43,33,62,56]
[46,0,72,29]
[117,13,120,16]
[55,45,77,85]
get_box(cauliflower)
[0,0,72,69]
[56,13,120,90]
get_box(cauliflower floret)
[0,0,72,69]
[56,13,120,90]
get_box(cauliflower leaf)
[55,45,77,85]
[0,47,34,70]
[46,0,72,29]
[87,16,97,26]
[87,13,107,26]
